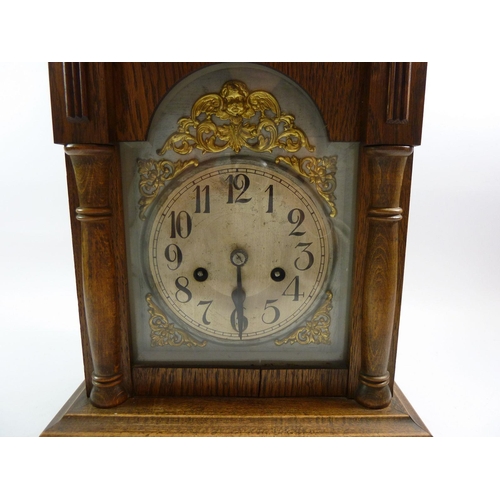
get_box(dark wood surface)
[347,148,415,397]
[41,381,431,437]
[65,145,129,407]
[364,62,427,145]
[132,367,348,397]
[355,146,413,408]
[49,63,426,146]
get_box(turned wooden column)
[65,144,128,408]
[356,145,413,409]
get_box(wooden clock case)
[42,62,430,436]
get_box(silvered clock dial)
[147,161,334,342]
[120,63,357,367]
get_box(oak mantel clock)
[42,62,430,436]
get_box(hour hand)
[231,285,247,339]
[230,249,248,339]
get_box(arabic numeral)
[194,185,210,213]
[265,184,273,213]
[197,300,213,325]
[287,208,306,236]
[262,299,280,324]
[226,174,251,204]
[282,276,304,302]
[294,242,314,271]
[174,276,192,303]
[164,244,183,270]
[169,210,192,239]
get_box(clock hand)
[230,249,248,339]
[231,268,246,339]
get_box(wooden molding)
[63,62,89,122]
[364,62,427,145]
[386,62,412,124]
[41,382,431,437]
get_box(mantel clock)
[42,62,430,436]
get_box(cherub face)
[221,82,249,117]
[226,96,245,116]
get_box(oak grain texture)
[66,145,129,407]
[111,62,368,144]
[49,63,113,145]
[64,155,93,396]
[355,146,412,409]
[364,62,427,145]
[49,62,426,146]
[41,381,431,437]
[259,368,347,397]
[132,367,347,397]
[389,154,414,388]
[133,367,261,397]
[64,148,133,398]
[347,148,414,398]
[109,146,134,396]
[347,148,371,397]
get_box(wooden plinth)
[41,382,430,437]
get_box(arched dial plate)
[148,162,333,341]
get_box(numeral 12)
[226,174,251,204]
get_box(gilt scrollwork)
[276,155,338,217]
[146,294,207,348]
[137,158,198,220]
[275,291,333,346]
[137,82,337,219]
[157,80,315,156]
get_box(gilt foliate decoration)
[157,80,315,156]
[146,294,207,348]
[138,158,198,220]
[276,156,338,217]
[137,79,338,220]
[275,291,333,346]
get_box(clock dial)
[148,162,333,341]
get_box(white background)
[2,61,499,438]
[0,7,498,496]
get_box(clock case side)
[48,62,426,407]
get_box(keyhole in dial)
[194,267,208,282]
[271,267,286,282]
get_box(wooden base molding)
[41,382,431,437]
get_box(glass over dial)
[148,162,333,341]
